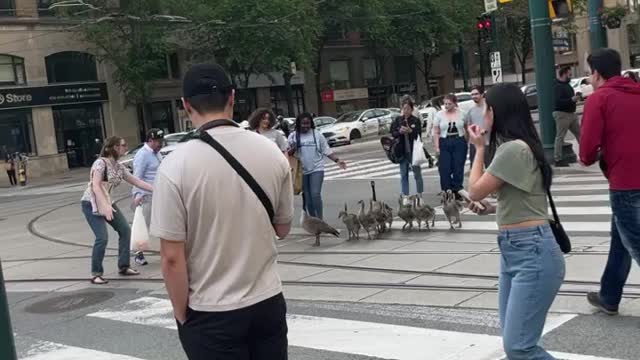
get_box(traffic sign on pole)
[490,52,502,69]
[484,0,498,13]
[492,68,503,84]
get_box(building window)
[0,54,26,85]
[395,56,416,84]
[363,58,378,86]
[0,109,36,157]
[46,51,98,83]
[329,60,350,89]
[53,104,105,167]
[0,0,15,16]
[271,85,305,117]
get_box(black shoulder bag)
[195,119,275,223]
[547,188,571,253]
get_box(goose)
[413,195,436,231]
[442,190,463,230]
[382,202,393,232]
[357,200,377,240]
[397,195,415,231]
[300,194,339,246]
[338,203,361,241]
[369,181,385,233]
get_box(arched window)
[45,51,97,83]
[0,54,26,85]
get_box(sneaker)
[554,160,570,167]
[134,252,148,266]
[587,292,618,315]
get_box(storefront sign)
[333,88,369,102]
[321,89,334,103]
[0,83,109,110]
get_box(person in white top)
[248,108,288,153]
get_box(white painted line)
[553,194,610,202]
[554,176,607,183]
[326,162,398,179]
[324,159,383,174]
[21,340,144,360]
[455,207,611,216]
[547,352,624,360]
[87,297,585,360]
[552,184,609,191]
[389,220,610,233]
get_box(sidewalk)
[0,167,89,192]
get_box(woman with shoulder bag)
[4,153,16,186]
[467,84,566,359]
[80,136,154,285]
[391,97,424,196]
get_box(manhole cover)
[25,291,115,314]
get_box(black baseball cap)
[182,63,234,98]
[147,128,164,140]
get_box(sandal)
[90,276,109,285]
[119,267,140,276]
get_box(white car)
[313,116,337,129]
[321,108,394,146]
[571,77,594,101]
[119,131,190,170]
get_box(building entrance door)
[53,104,105,168]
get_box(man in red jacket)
[580,48,640,315]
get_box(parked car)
[321,108,394,146]
[428,92,474,113]
[520,84,538,110]
[313,116,337,129]
[119,143,144,170]
[417,101,438,132]
[159,131,190,158]
[571,77,593,101]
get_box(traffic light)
[549,0,572,19]
[477,14,492,42]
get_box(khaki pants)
[553,111,580,162]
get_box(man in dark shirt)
[553,66,580,167]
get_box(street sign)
[490,51,501,69]
[484,0,498,12]
[492,68,503,84]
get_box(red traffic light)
[477,22,485,30]
[484,19,492,29]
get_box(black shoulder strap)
[198,127,275,223]
[546,188,561,224]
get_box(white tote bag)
[131,206,150,252]
[412,135,428,167]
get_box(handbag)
[546,188,571,253]
[197,123,275,223]
[289,156,303,195]
[412,135,428,167]
[131,206,150,252]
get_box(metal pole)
[529,0,557,160]
[460,44,470,91]
[0,259,17,360]
[478,32,485,88]
[588,0,608,50]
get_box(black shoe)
[134,252,148,266]
[554,160,570,167]
[587,292,618,315]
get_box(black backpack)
[380,136,401,164]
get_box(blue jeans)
[599,218,632,308]
[498,224,565,360]
[303,171,324,219]
[399,159,424,196]
[438,136,467,192]
[610,190,640,266]
[81,201,132,276]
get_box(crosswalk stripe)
[553,194,609,202]
[21,340,144,360]
[326,163,399,179]
[554,176,607,183]
[324,159,381,174]
[388,220,610,233]
[86,296,590,360]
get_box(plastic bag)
[412,136,428,167]
[131,206,150,252]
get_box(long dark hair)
[248,108,276,130]
[294,112,317,152]
[485,83,553,191]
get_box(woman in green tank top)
[466,83,566,360]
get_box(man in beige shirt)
[150,63,293,359]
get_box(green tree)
[57,0,178,125]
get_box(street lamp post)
[528,0,559,161]
[588,0,608,50]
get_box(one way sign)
[492,68,503,84]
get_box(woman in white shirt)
[248,108,288,153]
[434,94,468,199]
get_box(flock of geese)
[300,182,467,247]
